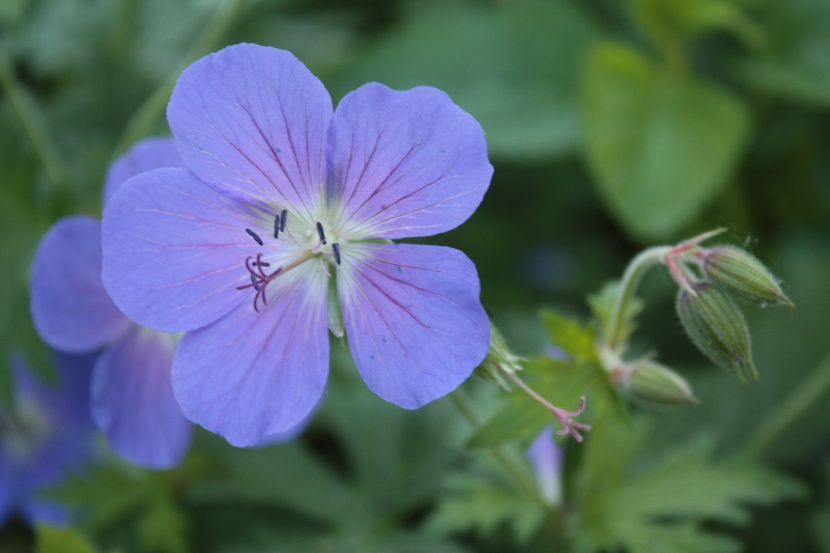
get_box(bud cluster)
[665,230,792,381]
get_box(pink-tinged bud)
[702,246,793,308]
[676,281,757,382]
[620,360,698,408]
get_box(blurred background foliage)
[1,0,829,551]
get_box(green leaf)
[51,463,188,553]
[35,525,97,553]
[331,0,598,160]
[425,473,547,544]
[631,0,765,50]
[575,416,807,553]
[189,438,371,527]
[814,506,830,553]
[136,495,188,553]
[735,0,830,107]
[318,362,466,517]
[0,0,28,27]
[539,309,597,362]
[581,42,751,241]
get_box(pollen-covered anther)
[245,228,263,246]
[332,243,341,265]
[316,222,327,245]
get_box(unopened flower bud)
[620,360,698,408]
[475,321,519,390]
[676,281,757,382]
[702,246,793,308]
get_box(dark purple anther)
[245,228,263,246]
[316,222,326,245]
[332,243,341,265]
[273,215,280,239]
[280,210,287,232]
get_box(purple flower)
[101,43,492,447]
[30,138,193,469]
[0,354,95,525]
[526,426,563,506]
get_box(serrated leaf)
[539,309,597,361]
[50,462,188,553]
[575,416,807,553]
[50,464,151,530]
[425,474,547,544]
[318,355,467,518]
[581,42,751,241]
[189,438,371,527]
[35,525,97,553]
[331,0,598,160]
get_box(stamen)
[273,214,280,239]
[280,210,288,232]
[245,228,263,246]
[254,261,270,267]
[332,243,341,265]
[316,222,327,245]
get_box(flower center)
[235,209,342,312]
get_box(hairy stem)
[606,246,671,351]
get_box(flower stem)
[113,0,246,155]
[0,46,66,191]
[606,246,671,351]
[743,350,830,456]
[449,389,547,506]
[503,371,590,442]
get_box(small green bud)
[703,245,793,307]
[676,281,757,382]
[619,360,698,408]
[475,322,518,390]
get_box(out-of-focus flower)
[101,43,492,446]
[526,426,562,506]
[30,138,192,469]
[0,354,95,525]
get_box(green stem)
[744,351,830,456]
[606,246,670,352]
[113,0,246,155]
[450,389,547,506]
[0,46,66,190]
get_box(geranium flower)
[30,138,192,469]
[0,354,95,525]
[101,43,492,446]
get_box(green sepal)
[676,281,757,382]
[703,245,793,308]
